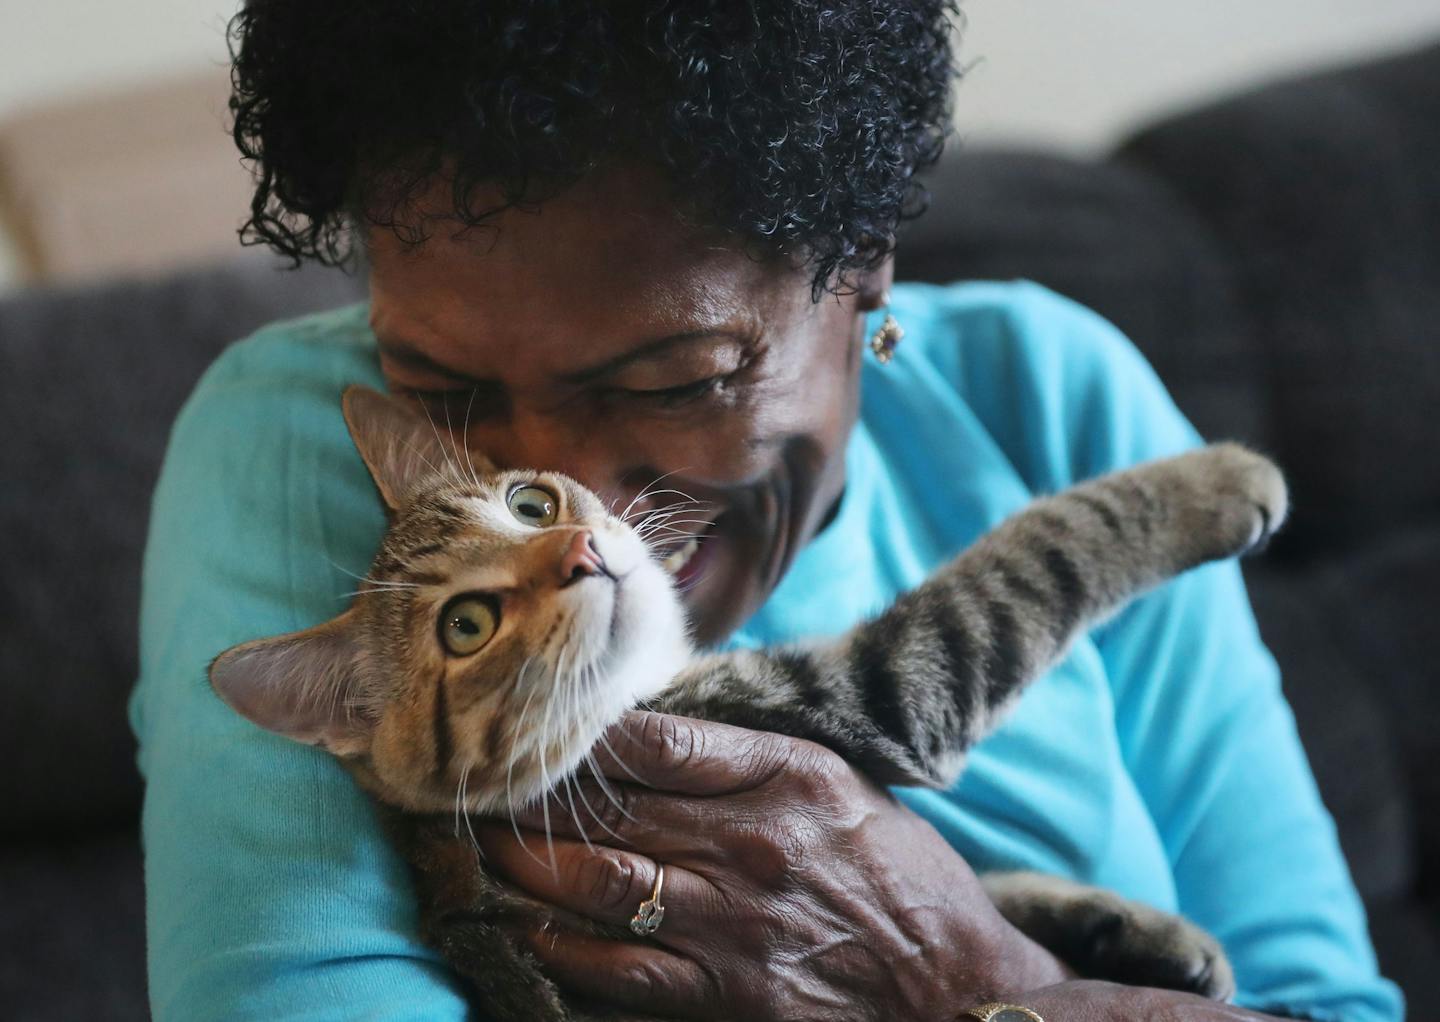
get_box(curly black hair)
[229,0,958,297]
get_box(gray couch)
[3,42,1436,1020]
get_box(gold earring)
[869,309,903,365]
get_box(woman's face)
[367,167,886,645]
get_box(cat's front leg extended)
[650,649,941,788]
[657,444,1288,789]
[650,445,1284,1001]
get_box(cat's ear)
[209,609,372,757]
[342,385,494,512]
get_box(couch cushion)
[1317,529,1440,887]
[0,830,146,1021]
[900,149,1269,450]
[1366,899,1440,1022]
[1116,43,1440,560]
[1243,565,1415,905]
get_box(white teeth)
[661,537,700,575]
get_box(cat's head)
[209,385,693,814]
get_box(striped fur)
[211,385,1287,1019]
[656,443,1287,793]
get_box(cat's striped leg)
[657,445,1287,790]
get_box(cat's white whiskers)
[561,774,594,854]
[453,760,467,838]
[634,521,697,541]
[610,713,643,746]
[619,470,696,523]
[676,564,717,593]
[562,654,608,850]
[336,584,421,599]
[326,560,374,582]
[502,657,536,825]
[581,748,633,846]
[628,491,710,517]
[640,513,713,528]
[594,728,647,798]
[640,527,710,544]
[633,498,711,520]
[417,401,471,492]
[618,470,683,522]
[567,664,631,843]
[390,426,448,484]
[534,649,569,878]
[629,502,712,533]
[459,764,483,860]
[442,389,487,496]
[506,682,552,873]
[575,752,628,844]
[452,761,483,860]
[636,521,714,544]
[633,511,714,548]
[326,560,421,589]
[459,387,483,492]
[637,533,703,557]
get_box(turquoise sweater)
[132,281,1401,1021]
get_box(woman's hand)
[476,711,1070,1021]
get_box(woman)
[132,1,1401,1019]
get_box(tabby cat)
[211,385,1289,1019]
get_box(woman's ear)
[853,254,896,313]
[209,609,373,758]
[342,385,494,511]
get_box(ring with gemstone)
[958,1004,1044,1022]
[628,863,666,937]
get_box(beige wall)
[0,0,237,122]
[954,0,1440,153]
[1,0,1439,290]
[6,0,1439,139]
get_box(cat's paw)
[982,871,1236,1002]
[1184,443,1289,558]
[1076,896,1237,1002]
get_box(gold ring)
[958,1004,1044,1022]
[628,863,666,937]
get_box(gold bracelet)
[957,1004,1045,1022]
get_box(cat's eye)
[438,594,500,657]
[507,484,558,528]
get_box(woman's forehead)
[365,169,795,378]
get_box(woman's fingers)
[520,922,722,1019]
[589,711,803,794]
[504,712,839,848]
[505,775,742,853]
[478,825,723,946]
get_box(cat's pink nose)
[559,529,607,586]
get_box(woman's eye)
[507,484,559,527]
[438,595,500,657]
[628,376,723,408]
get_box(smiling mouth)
[661,535,701,574]
[656,515,726,597]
